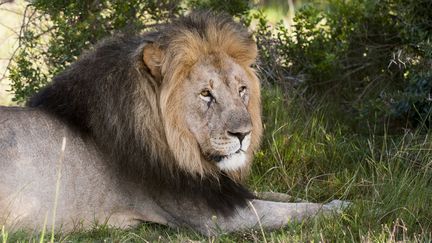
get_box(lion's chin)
[216,152,247,171]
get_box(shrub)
[254,0,432,130]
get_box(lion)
[0,12,346,235]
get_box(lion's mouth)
[210,149,244,163]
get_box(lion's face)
[182,55,253,171]
[157,51,261,177]
[144,16,262,178]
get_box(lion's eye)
[239,86,247,97]
[201,90,210,97]
[200,89,213,102]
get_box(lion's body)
[27,14,258,213]
[0,106,342,235]
[0,12,347,235]
[0,107,159,231]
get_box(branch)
[0,22,19,35]
[0,3,34,82]
[0,7,22,15]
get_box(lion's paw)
[322,200,351,214]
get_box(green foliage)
[255,0,432,129]
[8,0,182,102]
[187,0,251,17]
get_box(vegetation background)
[0,0,431,241]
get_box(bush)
[254,0,432,130]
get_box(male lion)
[0,12,345,235]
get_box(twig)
[0,22,19,35]
[0,37,17,48]
[0,8,23,15]
[32,26,56,40]
[0,3,33,82]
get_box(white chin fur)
[216,152,247,171]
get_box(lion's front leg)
[191,199,349,236]
[254,191,307,203]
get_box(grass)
[252,87,432,241]
[1,86,432,242]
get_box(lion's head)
[28,11,262,212]
[143,13,262,180]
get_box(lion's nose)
[228,131,251,143]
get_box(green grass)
[2,86,432,242]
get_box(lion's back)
[0,106,102,169]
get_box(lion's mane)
[28,12,262,214]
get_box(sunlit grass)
[250,87,432,241]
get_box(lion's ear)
[143,43,163,79]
